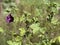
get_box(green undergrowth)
[0,0,60,45]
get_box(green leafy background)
[0,0,60,45]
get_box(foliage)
[0,27,4,33]
[1,0,60,45]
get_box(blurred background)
[0,0,60,45]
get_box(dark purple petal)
[6,13,14,23]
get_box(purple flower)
[6,14,14,23]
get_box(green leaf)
[20,14,25,22]
[51,7,57,13]
[7,40,13,45]
[14,17,19,23]
[35,8,40,16]
[5,8,12,12]
[0,27,4,33]
[15,36,20,42]
[19,28,26,36]
[7,40,21,45]
[30,23,47,34]
[39,27,47,34]
[30,23,40,34]
[50,36,60,43]
[27,18,33,23]
[55,36,60,43]
[33,17,38,22]
[51,17,58,25]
